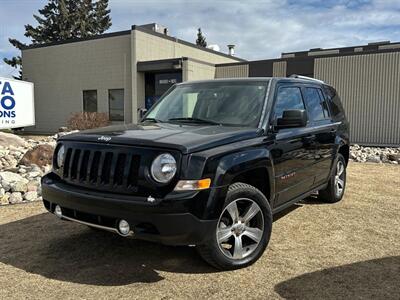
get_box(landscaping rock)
[27,171,42,178]
[9,192,23,204]
[1,180,11,192]
[0,194,9,205]
[366,155,381,163]
[0,132,27,148]
[19,144,55,167]
[11,180,28,193]
[0,171,24,183]
[24,191,38,201]
[27,180,38,192]
[18,167,27,174]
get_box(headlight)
[55,145,65,169]
[150,153,177,183]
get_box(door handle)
[303,135,316,145]
[303,134,316,141]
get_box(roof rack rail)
[289,74,324,84]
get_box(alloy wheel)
[334,160,345,198]
[216,198,264,260]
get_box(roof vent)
[138,23,168,35]
[227,44,235,56]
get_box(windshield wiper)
[167,117,221,125]
[142,117,163,123]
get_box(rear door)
[301,85,337,187]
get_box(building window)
[109,89,124,121]
[83,90,97,112]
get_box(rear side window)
[323,86,344,118]
[273,87,305,120]
[303,87,328,121]
[317,89,330,118]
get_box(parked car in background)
[42,76,349,270]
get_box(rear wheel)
[318,153,347,203]
[197,183,272,270]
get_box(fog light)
[54,205,62,218]
[118,219,130,236]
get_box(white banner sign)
[0,77,35,129]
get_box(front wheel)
[318,153,347,203]
[197,183,272,270]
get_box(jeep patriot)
[42,76,349,269]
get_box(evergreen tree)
[3,0,112,79]
[196,28,207,47]
[94,0,112,34]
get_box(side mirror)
[276,109,307,129]
[138,108,148,119]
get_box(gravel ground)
[0,163,399,299]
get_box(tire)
[318,153,347,203]
[197,182,272,270]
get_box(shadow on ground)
[0,213,216,286]
[275,256,400,299]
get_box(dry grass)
[0,163,399,299]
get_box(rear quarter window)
[323,86,345,118]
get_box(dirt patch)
[0,163,399,299]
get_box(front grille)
[60,145,141,194]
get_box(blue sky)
[1,0,400,77]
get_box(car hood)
[59,123,263,154]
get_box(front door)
[269,84,315,207]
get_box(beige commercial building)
[22,24,400,146]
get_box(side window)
[317,89,330,118]
[323,86,344,117]
[303,87,326,121]
[273,87,305,120]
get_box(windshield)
[145,81,269,127]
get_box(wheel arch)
[205,148,275,219]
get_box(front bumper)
[42,174,218,245]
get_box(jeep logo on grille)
[98,136,111,142]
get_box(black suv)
[42,77,349,270]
